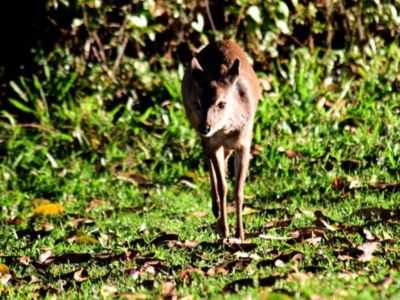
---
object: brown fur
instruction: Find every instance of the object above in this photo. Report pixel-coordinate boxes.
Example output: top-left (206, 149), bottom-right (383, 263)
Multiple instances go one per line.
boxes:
top-left (181, 40), bottom-right (260, 240)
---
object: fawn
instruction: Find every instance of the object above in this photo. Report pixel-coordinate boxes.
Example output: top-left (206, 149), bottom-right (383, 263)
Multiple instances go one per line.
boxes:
top-left (181, 40), bottom-right (260, 241)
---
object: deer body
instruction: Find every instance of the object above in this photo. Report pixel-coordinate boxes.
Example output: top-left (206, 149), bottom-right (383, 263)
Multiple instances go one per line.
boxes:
top-left (181, 40), bottom-right (260, 240)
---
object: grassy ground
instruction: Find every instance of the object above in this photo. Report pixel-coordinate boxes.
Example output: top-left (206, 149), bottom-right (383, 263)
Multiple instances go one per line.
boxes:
top-left (0, 45), bottom-right (400, 299)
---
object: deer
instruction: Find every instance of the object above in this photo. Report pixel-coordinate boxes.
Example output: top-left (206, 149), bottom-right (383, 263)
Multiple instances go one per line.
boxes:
top-left (181, 40), bottom-right (260, 241)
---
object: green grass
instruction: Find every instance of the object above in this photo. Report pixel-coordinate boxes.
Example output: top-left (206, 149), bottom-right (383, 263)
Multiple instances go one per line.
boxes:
top-left (0, 45), bottom-right (400, 299)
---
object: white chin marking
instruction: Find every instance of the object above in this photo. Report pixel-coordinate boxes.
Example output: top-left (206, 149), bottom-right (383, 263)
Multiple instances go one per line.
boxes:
top-left (200, 130), bottom-right (215, 138)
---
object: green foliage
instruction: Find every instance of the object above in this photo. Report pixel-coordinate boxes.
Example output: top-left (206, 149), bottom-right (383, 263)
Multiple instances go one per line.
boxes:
top-left (0, 2), bottom-right (400, 297)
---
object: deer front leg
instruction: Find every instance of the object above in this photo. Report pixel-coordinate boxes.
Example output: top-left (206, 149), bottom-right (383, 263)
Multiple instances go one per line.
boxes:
top-left (208, 158), bottom-right (219, 218)
top-left (234, 146), bottom-right (250, 241)
top-left (209, 147), bottom-right (229, 238)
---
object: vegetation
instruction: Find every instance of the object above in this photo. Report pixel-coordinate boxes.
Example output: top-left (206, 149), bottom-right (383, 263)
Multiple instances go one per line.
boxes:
top-left (0, 0), bottom-right (399, 298)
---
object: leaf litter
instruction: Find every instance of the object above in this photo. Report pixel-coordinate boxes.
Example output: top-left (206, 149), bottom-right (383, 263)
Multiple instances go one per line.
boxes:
top-left (2, 202), bottom-right (399, 296)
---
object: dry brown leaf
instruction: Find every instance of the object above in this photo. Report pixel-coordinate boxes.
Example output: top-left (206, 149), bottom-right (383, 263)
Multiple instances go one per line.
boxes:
top-left (368, 182), bottom-right (400, 192)
top-left (179, 267), bottom-right (204, 280)
top-left (304, 236), bottom-right (322, 245)
top-left (161, 281), bottom-right (177, 300)
top-left (86, 198), bottom-right (106, 211)
top-left (29, 275), bottom-right (40, 283)
top-left (360, 228), bottom-right (378, 241)
top-left (340, 159), bottom-right (360, 171)
top-left (274, 259), bottom-right (285, 268)
top-left (284, 150), bottom-right (298, 159)
top-left (41, 223), bottom-right (55, 231)
top-left (357, 242), bottom-right (379, 262)
top-left (74, 268), bottom-right (89, 282)
top-left (151, 232), bottom-right (179, 245)
top-left (38, 250), bottom-right (53, 264)
top-left (101, 285), bottom-right (119, 298)
top-left (372, 274), bottom-right (393, 289)
top-left (263, 218), bottom-right (291, 229)
top-left (0, 273), bottom-right (12, 285)
top-left (251, 144), bottom-right (264, 156)
top-left (116, 172), bottom-right (154, 187)
top-left (332, 177), bottom-right (346, 190)
top-left (353, 207), bottom-right (397, 221)
top-left (206, 266), bottom-right (228, 276)
top-left (17, 256), bottom-right (31, 266)
top-left (6, 216), bottom-right (24, 226)
top-left (338, 270), bottom-right (358, 280)
top-left (70, 218), bottom-right (95, 228)
top-left (314, 210), bottom-right (342, 231)
top-left (175, 240), bottom-right (199, 249)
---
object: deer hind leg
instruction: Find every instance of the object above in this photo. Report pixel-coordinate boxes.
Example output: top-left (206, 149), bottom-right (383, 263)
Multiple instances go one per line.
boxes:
top-left (224, 149), bottom-right (233, 175)
top-left (209, 147), bottom-right (229, 238)
top-left (234, 146), bottom-right (250, 241)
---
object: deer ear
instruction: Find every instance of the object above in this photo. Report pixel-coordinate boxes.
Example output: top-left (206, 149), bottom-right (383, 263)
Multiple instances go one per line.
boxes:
top-left (226, 58), bottom-right (240, 81)
top-left (191, 57), bottom-right (204, 81)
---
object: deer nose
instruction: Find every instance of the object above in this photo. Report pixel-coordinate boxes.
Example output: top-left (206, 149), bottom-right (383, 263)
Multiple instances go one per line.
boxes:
top-left (199, 123), bottom-right (211, 135)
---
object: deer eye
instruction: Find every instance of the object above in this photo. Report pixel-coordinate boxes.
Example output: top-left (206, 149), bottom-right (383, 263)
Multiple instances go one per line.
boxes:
top-left (217, 102), bottom-right (226, 109)
top-left (194, 102), bottom-right (201, 110)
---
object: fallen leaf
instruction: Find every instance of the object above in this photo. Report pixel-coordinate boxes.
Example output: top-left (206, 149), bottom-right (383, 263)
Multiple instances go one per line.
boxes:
top-left (70, 218), bottom-right (95, 228)
top-left (352, 207), bottom-right (398, 221)
top-left (116, 172), bottom-right (154, 187)
top-left (51, 252), bottom-right (92, 264)
top-left (291, 227), bottom-right (327, 240)
top-left (251, 144), bottom-right (264, 156)
top-left (6, 216), bottom-right (24, 226)
top-left (206, 266), bottom-right (229, 276)
top-left (0, 264), bottom-right (10, 275)
top-left (17, 256), bottom-right (31, 266)
top-left (161, 281), bottom-right (177, 300)
top-left (41, 223), bottom-right (55, 231)
top-left (29, 275), bottom-right (40, 283)
top-left (101, 285), bottom-right (119, 298)
top-left (151, 232), bottom-right (179, 245)
top-left (359, 228), bottom-right (379, 241)
top-left (357, 242), bottom-right (379, 262)
top-left (259, 234), bottom-right (293, 241)
top-left (224, 275), bottom-right (282, 292)
top-left (340, 159), bottom-right (360, 171)
top-left (332, 177), bottom-right (346, 190)
top-left (262, 218), bottom-right (292, 229)
top-left (258, 251), bottom-right (303, 267)
top-left (285, 150), bottom-right (298, 159)
top-left (179, 267), bottom-right (204, 281)
top-left (314, 210), bottom-right (342, 231)
top-left (223, 278), bottom-right (254, 292)
top-left (222, 240), bottom-right (257, 253)
top-left (38, 250), bottom-right (53, 264)
top-left (74, 268), bottom-right (89, 282)
top-left (0, 274), bottom-right (12, 285)
top-left (86, 198), bottom-right (106, 211)
top-left (368, 182), bottom-right (400, 192)
top-left (338, 270), bottom-right (358, 280)
top-left (175, 240), bottom-right (199, 249)
top-left (372, 274), bottom-right (393, 289)
top-left (33, 203), bottom-right (65, 216)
